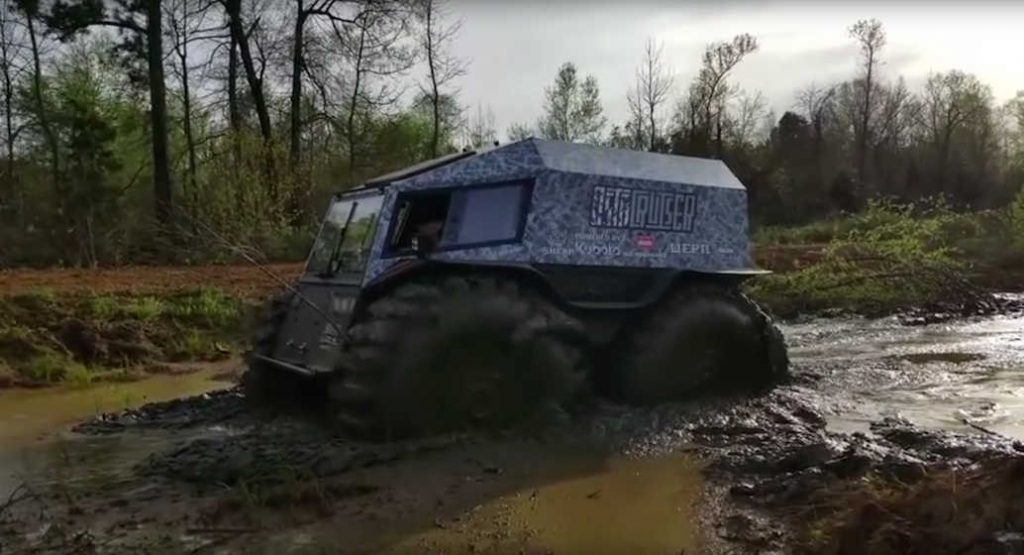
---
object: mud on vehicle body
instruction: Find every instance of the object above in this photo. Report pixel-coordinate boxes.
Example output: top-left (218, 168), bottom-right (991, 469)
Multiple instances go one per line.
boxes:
top-left (244, 138), bottom-right (789, 437)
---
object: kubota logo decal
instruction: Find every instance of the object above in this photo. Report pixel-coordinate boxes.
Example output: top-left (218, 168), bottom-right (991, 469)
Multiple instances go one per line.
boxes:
top-left (589, 185), bottom-right (697, 232)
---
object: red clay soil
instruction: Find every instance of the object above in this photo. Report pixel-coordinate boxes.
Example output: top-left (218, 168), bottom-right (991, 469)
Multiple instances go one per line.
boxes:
top-left (0, 263), bottom-right (305, 298)
top-left (0, 244), bottom-right (823, 299)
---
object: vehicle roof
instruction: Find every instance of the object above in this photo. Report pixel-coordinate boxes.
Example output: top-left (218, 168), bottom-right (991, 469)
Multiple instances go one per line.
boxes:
top-left (356, 138), bottom-right (745, 191)
top-left (531, 139), bottom-right (744, 189)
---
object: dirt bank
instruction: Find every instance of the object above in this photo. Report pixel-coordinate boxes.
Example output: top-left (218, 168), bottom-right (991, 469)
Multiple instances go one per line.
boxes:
top-left (0, 263), bottom-right (303, 298)
top-left (0, 288), bottom-right (253, 389)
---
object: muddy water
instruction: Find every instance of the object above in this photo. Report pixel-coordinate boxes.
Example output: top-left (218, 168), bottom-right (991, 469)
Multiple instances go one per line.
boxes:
top-left (382, 454), bottom-right (704, 555)
top-left (0, 365), bottom-right (234, 498)
top-left (1, 311), bottom-right (1022, 554)
top-left (786, 311), bottom-right (1024, 440)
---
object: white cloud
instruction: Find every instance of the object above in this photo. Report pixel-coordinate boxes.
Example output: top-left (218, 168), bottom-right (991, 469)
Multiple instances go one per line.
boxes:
top-left (448, 1), bottom-right (1024, 142)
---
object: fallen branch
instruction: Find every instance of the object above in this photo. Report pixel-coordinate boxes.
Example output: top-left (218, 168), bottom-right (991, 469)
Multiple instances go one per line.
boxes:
top-left (185, 527), bottom-right (257, 534)
top-left (0, 483), bottom-right (33, 521)
top-left (956, 416), bottom-right (1008, 440)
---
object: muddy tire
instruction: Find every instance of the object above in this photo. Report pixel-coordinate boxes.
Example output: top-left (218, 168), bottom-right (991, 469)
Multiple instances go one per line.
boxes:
top-left (613, 282), bottom-right (788, 405)
top-left (331, 275), bottom-right (588, 439)
top-left (241, 290), bottom-right (303, 408)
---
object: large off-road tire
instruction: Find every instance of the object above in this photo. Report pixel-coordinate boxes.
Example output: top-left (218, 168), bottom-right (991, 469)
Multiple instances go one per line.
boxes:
top-left (613, 281), bottom-right (788, 405)
top-left (240, 290), bottom-right (305, 408)
top-left (330, 275), bottom-right (588, 439)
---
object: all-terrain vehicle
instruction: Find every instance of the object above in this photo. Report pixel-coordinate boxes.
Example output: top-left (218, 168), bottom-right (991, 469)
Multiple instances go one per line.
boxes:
top-left (243, 138), bottom-right (788, 438)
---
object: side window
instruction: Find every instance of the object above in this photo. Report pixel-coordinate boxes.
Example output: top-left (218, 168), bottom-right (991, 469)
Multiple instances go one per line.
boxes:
top-left (384, 181), bottom-right (529, 256)
top-left (442, 183), bottom-right (527, 246)
top-left (386, 191), bottom-right (451, 253)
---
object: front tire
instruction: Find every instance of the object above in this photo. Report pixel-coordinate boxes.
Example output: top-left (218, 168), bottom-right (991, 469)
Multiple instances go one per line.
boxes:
top-left (331, 275), bottom-right (588, 439)
top-left (613, 281), bottom-right (788, 405)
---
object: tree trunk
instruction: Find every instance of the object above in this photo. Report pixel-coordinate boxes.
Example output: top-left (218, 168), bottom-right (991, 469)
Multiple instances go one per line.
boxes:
top-left (425, 2), bottom-right (440, 158)
top-left (178, 23), bottom-right (198, 220)
top-left (146, 0), bottom-right (173, 225)
top-left (226, 0), bottom-right (271, 143)
top-left (648, 100), bottom-right (655, 151)
top-left (224, 0), bottom-right (275, 198)
top-left (0, 24), bottom-right (14, 208)
top-left (346, 22), bottom-right (366, 174)
top-left (227, 28), bottom-right (241, 134)
top-left (857, 50), bottom-right (874, 187)
top-left (26, 12), bottom-right (60, 200)
top-left (289, 1), bottom-right (305, 168)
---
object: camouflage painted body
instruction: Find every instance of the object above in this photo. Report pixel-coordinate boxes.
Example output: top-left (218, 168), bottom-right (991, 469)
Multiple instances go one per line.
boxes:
top-left (364, 138), bottom-right (753, 284)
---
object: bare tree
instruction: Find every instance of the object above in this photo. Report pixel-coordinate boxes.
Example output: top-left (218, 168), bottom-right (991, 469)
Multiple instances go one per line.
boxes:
top-left (728, 90), bottom-right (767, 147)
top-left (923, 70), bottom-right (989, 192)
top-left (417, 0), bottom-right (466, 157)
top-left (849, 18), bottom-right (885, 185)
top-left (634, 38), bottom-right (672, 151)
top-left (624, 76), bottom-right (647, 150)
top-left (797, 83), bottom-right (836, 143)
top-left (463, 103), bottom-right (495, 148)
top-left (167, 0), bottom-right (219, 216)
top-left (13, 1), bottom-right (56, 204)
top-left (288, 0), bottom-right (359, 168)
top-left (506, 121), bottom-right (533, 142)
top-left (0, 1), bottom-right (26, 209)
top-left (676, 33), bottom-right (758, 156)
top-left (332, 2), bottom-right (413, 173)
top-left (221, 0), bottom-right (272, 145)
top-left (796, 82), bottom-right (837, 191)
top-left (875, 77), bottom-right (919, 150)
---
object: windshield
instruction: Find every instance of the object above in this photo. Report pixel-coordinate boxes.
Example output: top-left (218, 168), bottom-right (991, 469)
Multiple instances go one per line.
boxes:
top-left (305, 191), bottom-right (384, 277)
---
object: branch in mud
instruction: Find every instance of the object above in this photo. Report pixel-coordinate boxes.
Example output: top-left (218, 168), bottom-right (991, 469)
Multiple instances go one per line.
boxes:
top-left (0, 483), bottom-right (34, 521)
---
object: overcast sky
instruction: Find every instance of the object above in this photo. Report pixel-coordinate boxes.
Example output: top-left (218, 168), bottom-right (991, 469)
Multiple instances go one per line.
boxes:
top-left (445, 1), bottom-right (1024, 142)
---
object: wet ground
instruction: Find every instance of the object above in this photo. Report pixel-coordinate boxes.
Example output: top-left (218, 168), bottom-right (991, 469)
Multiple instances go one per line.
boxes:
top-left (786, 310), bottom-right (1024, 440)
top-left (1, 311), bottom-right (1023, 554)
top-left (0, 361), bottom-right (237, 500)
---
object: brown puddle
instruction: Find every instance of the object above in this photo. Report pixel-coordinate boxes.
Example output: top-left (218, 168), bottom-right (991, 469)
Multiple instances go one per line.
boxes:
top-left (0, 361), bottom-right (236, 497)
top-left (383, 453), bottom-right (705, 555)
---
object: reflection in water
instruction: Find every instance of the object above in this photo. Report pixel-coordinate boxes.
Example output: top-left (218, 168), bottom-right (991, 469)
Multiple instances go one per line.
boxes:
top-left (384, 454), bottom-right (704, 555)
top-left (0, 367), bottom-right (233, 498)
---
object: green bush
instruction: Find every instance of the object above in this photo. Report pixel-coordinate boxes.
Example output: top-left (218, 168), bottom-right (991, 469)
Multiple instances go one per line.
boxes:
top-left (88, 295), bottom-right (119, 320)
top-left (747, 200), bottom-right (982, 317)
top-left (22, 350), bottom-right (78, 383)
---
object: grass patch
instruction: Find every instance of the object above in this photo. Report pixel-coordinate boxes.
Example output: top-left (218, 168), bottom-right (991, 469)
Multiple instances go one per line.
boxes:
top-left (167, 329), bottom-right (231, 362)
top-left (22, 350), bottom-right (88, 383)
top-left (0, 287), bottom-right (252, 387)
top-left (87, 294), bottom-right (165, 320)
top-left (166, 288), bottom-right (242, 329)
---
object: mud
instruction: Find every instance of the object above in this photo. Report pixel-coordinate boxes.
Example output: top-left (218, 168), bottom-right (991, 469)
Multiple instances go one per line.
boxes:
top-left (0, 263), bottom-right (303, 297)
top-left (2, 312), bottom-right (1024, 554)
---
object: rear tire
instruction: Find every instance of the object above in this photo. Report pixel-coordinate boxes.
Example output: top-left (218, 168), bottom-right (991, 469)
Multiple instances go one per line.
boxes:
top-left (331, 275), bottom-right (588, 439)
top-left (613, 281), bottom-right (788, 405)
top-left (241, 291), bottom-right (306, 408)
